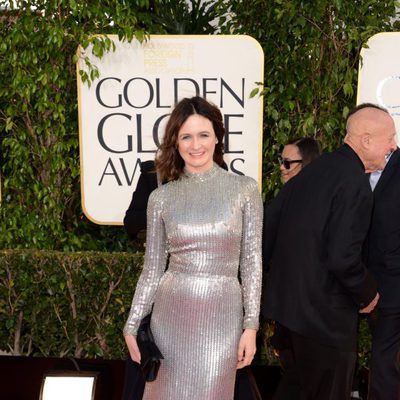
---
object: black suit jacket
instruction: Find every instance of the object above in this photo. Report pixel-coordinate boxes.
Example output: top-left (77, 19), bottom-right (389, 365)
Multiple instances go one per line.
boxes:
top-left (123, 160), bottom-right (158, 238)
top-left (365, 149), bottom-right (400, 309)
top-left (262, 144), bottom-right (377, 351)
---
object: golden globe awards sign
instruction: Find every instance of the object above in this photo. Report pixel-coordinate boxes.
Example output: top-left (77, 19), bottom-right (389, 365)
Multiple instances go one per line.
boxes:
top-left (77, 35), bottom-right (264, 225)
top-left (357, 32), bottom-right (400, 136)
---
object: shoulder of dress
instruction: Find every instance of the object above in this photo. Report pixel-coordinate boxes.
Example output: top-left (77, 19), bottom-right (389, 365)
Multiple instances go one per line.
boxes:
top-left (148, 184), bottom-right (167, 202)
top-left (236, 174), bottom-right (259, 190)
top-left (224, 174), bottom-right (260, 198)
top-left (151, 178), bottom-right (182, 197)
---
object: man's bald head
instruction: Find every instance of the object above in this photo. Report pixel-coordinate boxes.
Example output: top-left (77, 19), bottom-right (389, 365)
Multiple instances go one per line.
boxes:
top-left (344, 103), bottom-right (396, 172)
top-left (346, 103), bottom-right (388, 125)
top-left (346, 103), bottom-right (390, 137)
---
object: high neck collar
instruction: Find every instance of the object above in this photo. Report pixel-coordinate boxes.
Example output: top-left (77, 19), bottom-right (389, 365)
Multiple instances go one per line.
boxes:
top-left (183, 163), bottom-right (219, 182)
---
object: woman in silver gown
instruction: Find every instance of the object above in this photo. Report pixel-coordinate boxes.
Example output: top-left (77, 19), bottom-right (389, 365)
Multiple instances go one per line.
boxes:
top-left (124, 96), bottom-right (263, 400)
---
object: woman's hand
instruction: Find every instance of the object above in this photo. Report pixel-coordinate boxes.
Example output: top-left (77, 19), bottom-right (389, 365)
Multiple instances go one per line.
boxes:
top-left (237, 328), bottom-right (257, 369)
top-left (125, 335), bottom-right (141, 364)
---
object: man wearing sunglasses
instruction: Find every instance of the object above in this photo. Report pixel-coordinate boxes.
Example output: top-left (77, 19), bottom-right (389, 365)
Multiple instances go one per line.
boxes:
top-left (262, 103), bottom-right (397, 400)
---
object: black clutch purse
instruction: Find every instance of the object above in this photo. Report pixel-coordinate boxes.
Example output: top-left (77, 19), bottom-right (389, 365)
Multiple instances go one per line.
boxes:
top-left (137, 314), bottom-right (164, 382)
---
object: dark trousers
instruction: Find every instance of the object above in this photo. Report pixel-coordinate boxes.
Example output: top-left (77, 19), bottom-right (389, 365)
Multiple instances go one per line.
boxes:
top-left (368, 309), bottom-right (400, 400)
top-left (272, 325), bottom-right (356, 400)
top-left (271, 323), bottom-right (300, 399)
top-left (121, 358), bottom-right (145, 400)
top-left (121, 357), bottom-right (261, 400)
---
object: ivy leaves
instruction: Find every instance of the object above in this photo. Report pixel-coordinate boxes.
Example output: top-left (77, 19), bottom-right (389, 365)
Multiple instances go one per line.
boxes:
top-left (0, 0), bottom-right (399, 249)
top-left (226, 0), bottom-right (399, 200)
top-left (0, 1), bottom-right (162, 250)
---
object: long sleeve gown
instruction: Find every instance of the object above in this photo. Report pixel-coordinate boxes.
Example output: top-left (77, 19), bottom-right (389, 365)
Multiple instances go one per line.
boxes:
top-left (124, 164), bottom-right (263, 400)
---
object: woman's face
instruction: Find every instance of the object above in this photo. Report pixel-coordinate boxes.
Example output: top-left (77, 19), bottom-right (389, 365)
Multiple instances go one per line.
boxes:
top-left (279, 144), bottom-right (303, 183)
top-left (177, 114), bottom-right (217, 174)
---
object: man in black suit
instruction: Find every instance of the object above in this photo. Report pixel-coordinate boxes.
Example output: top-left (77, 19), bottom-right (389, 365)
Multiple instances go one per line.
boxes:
top-left (365, 148), bottom-right (400, 400)
top-left (262, 103), bottom-right (397, 399)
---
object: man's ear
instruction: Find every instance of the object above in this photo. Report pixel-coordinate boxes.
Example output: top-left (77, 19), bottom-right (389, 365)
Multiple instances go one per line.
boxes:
top-left (360, 132), bottom-right (371, 149)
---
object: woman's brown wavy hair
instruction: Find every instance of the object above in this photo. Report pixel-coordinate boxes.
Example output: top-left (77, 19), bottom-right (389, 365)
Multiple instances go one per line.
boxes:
top-left (155, 96), bottom-right (225, 182)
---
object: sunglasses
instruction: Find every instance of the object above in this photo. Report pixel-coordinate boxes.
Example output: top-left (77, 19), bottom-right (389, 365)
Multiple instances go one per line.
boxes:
top-left (278, 157), bottom-right (302, 170)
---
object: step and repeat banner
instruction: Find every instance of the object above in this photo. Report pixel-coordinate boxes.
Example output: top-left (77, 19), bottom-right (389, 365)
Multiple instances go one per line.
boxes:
top-left (357, 32), bottom-right (400, 136)
top-left (77, 35), bottom-right (264, 225)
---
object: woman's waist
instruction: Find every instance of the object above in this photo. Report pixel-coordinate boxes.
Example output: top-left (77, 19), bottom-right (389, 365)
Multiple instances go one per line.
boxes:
top-left (156, 269), bottom-right (242, 303)
top-left (166, 262), bottom-right (238, 279)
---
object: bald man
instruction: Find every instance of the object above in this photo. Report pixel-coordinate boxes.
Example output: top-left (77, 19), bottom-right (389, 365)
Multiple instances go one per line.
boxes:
top-left (262, 103), bottom-right (396, 400)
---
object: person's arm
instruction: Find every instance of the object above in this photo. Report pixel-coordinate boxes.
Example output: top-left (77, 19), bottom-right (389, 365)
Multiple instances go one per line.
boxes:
top-left (262, 182), bottom-right (291, 271)
top-left (123, 161), bottom-right (157, 237)
top-left (237, 178), bottom-right (263, 368)
top-left (123, 188), bottom-right (168, 337)
top-left (240, 178), bottom-right (263, 329)
top-left (327, 179), bottom-right (377, 309)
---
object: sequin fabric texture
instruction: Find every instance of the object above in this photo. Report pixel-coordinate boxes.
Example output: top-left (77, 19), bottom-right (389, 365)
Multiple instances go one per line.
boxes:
top-left (124, 164), bottom-right (263, 400)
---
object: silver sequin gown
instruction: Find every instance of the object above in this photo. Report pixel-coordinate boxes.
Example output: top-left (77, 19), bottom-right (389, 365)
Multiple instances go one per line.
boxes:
top-left (124, 164), bottom-right (263, 400)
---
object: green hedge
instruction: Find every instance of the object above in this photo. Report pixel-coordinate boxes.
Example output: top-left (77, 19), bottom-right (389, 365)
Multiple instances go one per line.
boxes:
top-left (0, 249), bottom-right (372, 367)
top-left (226, 1), bottom-right (400, 201)
top-left (0, 1), bottom-right (230, 252)
top-left (0, 249), bottom-right (143, 359)
top-left (2, 2), bottom-right (398, 250)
